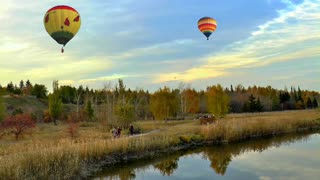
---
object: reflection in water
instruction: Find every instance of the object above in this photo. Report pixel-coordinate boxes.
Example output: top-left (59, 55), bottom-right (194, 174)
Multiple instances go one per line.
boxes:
top-left (202, 147), bottom-right (231, 175)
top-left (153, 157), bottom-right (179, 176)
top-left (93, 131), bottom-right (319, 180)
top-left (201, 132), bottom-right (314, 176)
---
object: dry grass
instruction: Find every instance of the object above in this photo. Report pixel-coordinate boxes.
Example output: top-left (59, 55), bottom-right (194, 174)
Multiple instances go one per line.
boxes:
top-left (200, 109), bottom-right (320, 142)
top-left (0, 110), bottom-right (319, 179)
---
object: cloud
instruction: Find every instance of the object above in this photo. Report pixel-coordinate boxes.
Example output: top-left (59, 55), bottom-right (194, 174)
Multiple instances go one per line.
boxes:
top-left (79, 74), bottom-right (138, 84)
top-left (155, 0), bottom-right (320, 83)
top-left (111, 39), bottom-right (196, 59)
top-left (0, 0), bottom-right (121, 89)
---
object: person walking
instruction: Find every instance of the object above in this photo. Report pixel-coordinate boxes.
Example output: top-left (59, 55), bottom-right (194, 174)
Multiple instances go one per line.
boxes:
top-left (117, 127), bottom-right (122, 138)
top-left (111, 127), bottom-right (117, 138)
top-left (129, 124), bottom-right (134, 136)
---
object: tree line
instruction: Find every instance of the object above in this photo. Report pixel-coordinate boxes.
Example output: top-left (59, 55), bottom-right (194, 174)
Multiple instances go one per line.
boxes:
top-left (0, 80), bottom-right (319, 126)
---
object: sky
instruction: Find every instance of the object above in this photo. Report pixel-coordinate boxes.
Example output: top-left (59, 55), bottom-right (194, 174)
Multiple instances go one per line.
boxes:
top-left (0, 0), bottom-right (319, 92)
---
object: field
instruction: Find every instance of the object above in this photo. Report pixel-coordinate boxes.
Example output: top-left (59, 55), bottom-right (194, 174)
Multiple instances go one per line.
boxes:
top-left (0, 109), bottom-right (319, 179)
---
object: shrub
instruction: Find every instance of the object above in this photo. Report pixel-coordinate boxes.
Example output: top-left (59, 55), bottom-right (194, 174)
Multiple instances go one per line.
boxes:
top-left (43, 110), bottom-right (52, 123)
top-left (12, 108), bottom-right (23, 116)
top-left (0, 114), bottom-right (36, 140)
top-left (67, 121), bottom-right (79, 138)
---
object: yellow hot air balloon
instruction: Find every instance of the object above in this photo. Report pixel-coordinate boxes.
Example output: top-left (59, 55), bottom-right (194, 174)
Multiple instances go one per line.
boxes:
top-left (44, 5), bottom-right (81, 53)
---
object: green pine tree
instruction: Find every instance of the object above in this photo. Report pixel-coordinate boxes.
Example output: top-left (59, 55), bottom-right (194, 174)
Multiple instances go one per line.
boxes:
top-left (85, 100), bottom-right (95, 121)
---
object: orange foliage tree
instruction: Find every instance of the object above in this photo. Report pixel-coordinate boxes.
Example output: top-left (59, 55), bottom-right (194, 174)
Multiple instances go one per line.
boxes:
top-left (0, 114), bottom-right (35, 140)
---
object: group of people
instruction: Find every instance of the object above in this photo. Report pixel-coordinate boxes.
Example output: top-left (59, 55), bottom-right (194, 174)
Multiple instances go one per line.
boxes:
top-left (111, 124), bottom-right (134, 138)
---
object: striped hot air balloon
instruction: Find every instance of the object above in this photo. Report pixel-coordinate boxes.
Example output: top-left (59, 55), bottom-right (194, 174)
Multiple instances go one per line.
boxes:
top-left (44, 5), bottom-right (81, 53)
top-left (197, 17), bottom-right (217, 40)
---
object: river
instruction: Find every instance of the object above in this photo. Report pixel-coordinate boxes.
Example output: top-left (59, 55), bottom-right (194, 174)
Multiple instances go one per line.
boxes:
top-left (93, 132), bottom-right (320, 180)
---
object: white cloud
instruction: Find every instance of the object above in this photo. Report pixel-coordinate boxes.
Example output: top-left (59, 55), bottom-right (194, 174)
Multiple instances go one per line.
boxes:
top-left (111, 39), bottom-right (196, 59)
top-left (79, 74), bottom-right (137, 84)
top-left (155, 0), bottom-right (320, 83)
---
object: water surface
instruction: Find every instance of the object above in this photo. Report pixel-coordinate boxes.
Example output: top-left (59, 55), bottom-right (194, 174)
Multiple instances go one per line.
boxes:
top-left (93, 132), bottom-right (320, 180)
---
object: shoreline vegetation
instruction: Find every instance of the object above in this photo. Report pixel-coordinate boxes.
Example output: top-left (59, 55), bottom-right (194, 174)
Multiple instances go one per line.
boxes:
top-left (0, 110), bottom-right (319, 179)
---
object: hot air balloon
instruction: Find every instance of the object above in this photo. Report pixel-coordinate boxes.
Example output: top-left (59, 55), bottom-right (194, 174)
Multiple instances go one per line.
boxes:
top-left (197, 17), bottom-right (217, 40)
top-left (44, 5), bottom-right (81, 53)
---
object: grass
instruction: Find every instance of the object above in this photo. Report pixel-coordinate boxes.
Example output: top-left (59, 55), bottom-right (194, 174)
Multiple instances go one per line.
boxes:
top-left (0, 109), bottom-right (319, 179)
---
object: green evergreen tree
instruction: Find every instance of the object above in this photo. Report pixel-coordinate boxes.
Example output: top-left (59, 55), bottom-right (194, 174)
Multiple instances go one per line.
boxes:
top-left (6, 82), bottom-right (14, 93)
top-left (19, 80), bottom-right (24, 90)
top-left (256, 98), bottom-right (263, 112)
top-left (248, 94), bottom-right (256, 112)
top-left (85, 100), bottom-right (95, 121)
top-left (297, 87), bottom-right (303, 101)
top-left (26, 80), bottom-right (32, 88)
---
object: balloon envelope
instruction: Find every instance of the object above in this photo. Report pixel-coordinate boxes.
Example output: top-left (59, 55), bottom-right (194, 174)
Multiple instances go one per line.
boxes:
top-left (44, 5), bottom-right (81, 47)
top-left (197, 17), bottom-right (217, 40)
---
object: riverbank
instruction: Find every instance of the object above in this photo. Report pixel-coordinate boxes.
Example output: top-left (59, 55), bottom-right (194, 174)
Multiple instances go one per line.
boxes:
top-left (0, 110), bottom-right (319, 179)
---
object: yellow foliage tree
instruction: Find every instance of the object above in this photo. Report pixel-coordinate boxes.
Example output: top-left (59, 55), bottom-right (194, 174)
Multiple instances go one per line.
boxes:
top-left (206, 84), bottom-right (230, 117)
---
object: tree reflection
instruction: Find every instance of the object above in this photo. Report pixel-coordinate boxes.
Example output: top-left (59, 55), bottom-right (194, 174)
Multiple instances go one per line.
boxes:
top-left (153, 157), bottom-right (179, 176)
top-left (96, 168), bottom-right (136, 180)
top-left (118, 168), bottom-right (136, 180)
top-left (202, 147), bottom-right (232, 175)
top-left (201, 132), bottom-right (312, 176)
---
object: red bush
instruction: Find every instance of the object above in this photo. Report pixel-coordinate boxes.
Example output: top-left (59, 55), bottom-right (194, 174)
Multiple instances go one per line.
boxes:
top-left (67, 121), bottom-right (79, 138)
top-left (1, 114), bottom-right (36, 140)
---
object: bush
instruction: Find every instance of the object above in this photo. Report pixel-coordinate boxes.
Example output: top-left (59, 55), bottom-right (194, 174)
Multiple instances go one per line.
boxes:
top-left (12, 108), bottom-right (24, 116)
top-left (43, 110), bottom-right (52, 123)
top-left (0, 114), bottom-right (36, 140)
top-left (66, 121), bottom-right (79, 138)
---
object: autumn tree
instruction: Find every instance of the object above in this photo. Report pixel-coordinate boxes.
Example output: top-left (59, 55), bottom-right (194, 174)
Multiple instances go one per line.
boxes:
top-left (49, 80), bottom-right (62, 125)
top-left (177, 82), bottom-right (188, 113)
top-left (206, 84), bottom-right (230, 117)
top-left (229, 85), bottom-right (249, 113)
top-left (0, 114), bottom-right (35, 140)
top-left (184, 88), bottom-right (199, 113)
top-left (74, 85), bottom-right (84, 120)
top-left (150, 86), bottom-right (179, 120)
top-left (101, 82), bottom-right (114, 124)
top-left (199, 90), bottom-right (208, 113)
top-left (128, 88), bottom-right (151, 120)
